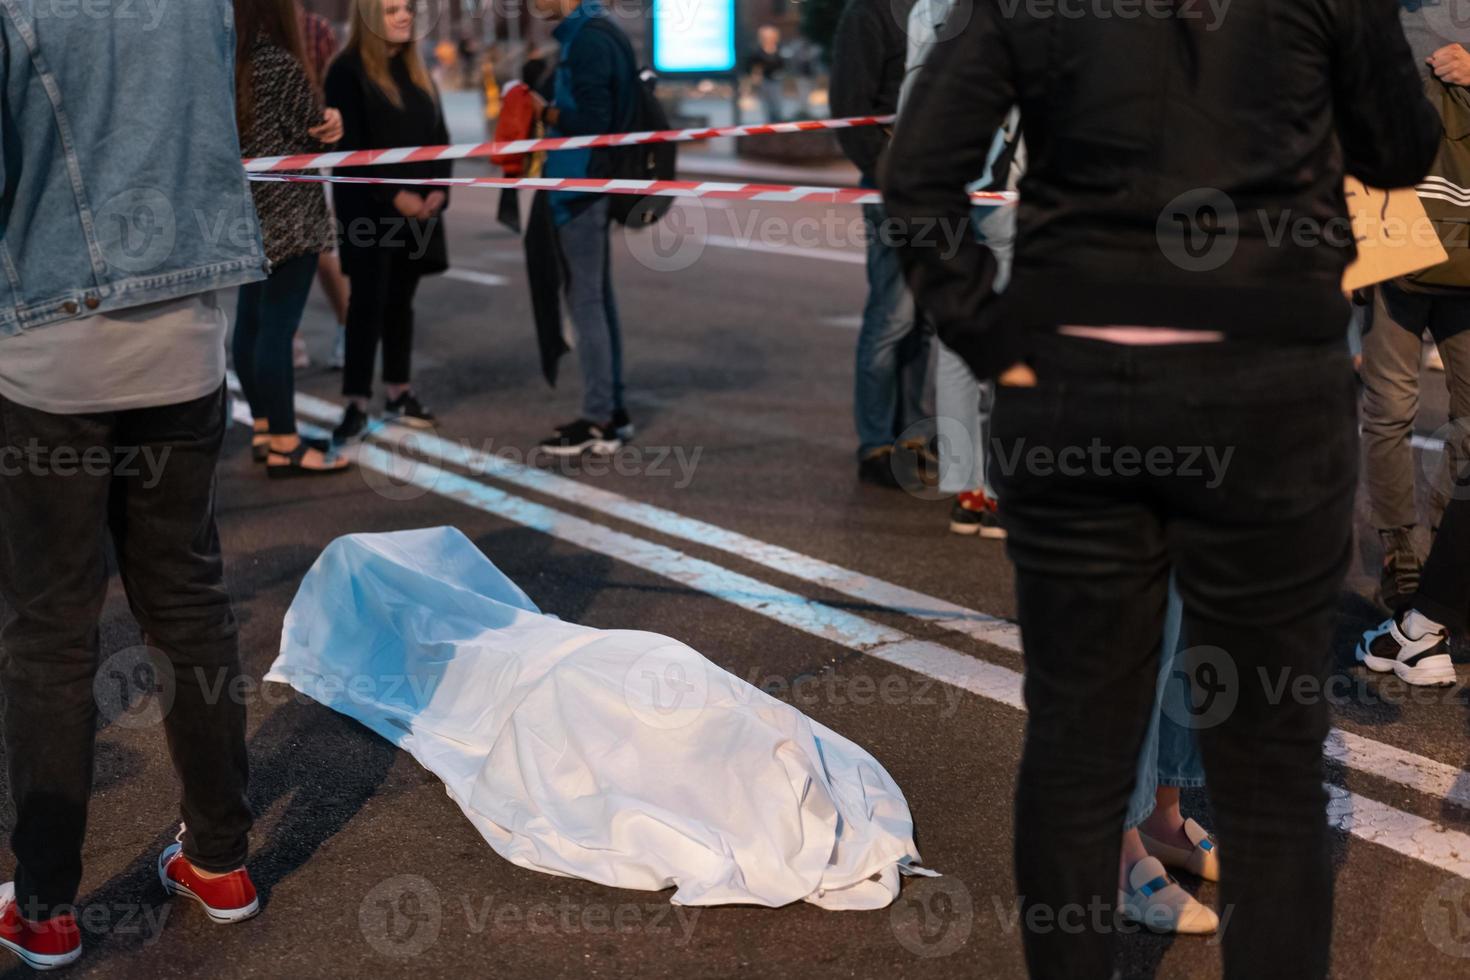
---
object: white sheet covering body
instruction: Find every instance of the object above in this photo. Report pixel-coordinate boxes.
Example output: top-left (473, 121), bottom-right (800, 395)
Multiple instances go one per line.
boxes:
top-left (265, 528), bottom-right (926, 909)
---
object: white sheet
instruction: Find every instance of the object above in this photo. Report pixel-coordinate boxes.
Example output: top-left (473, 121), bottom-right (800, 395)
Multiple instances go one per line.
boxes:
top-left (264, 527), bottom-right (930, 909)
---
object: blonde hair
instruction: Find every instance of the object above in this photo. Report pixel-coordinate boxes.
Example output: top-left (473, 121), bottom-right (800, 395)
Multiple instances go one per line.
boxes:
top-left (340, 0), bottom-right (436, 108)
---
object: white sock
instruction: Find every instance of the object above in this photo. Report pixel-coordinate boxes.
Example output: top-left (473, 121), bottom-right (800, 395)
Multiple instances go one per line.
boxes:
top-left (1402, 609), bottom-right (1446, 641)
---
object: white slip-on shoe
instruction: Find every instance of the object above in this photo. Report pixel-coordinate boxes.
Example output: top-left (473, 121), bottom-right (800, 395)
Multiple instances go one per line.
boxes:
top-left (1119, 856), bottom-right (1218, 935)
top-left (1357, 615), bottom-right (1457, 687)
top-left (1140, 818), bottom-right (1220, 882)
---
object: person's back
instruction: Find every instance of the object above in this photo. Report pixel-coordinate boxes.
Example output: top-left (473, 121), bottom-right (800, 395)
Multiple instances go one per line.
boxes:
top-left (0, 1), bottom-right (265, 332)
top-left (884, 5), bottom-right (1440, 980)
top-left (885, 0), bottom-right (1440, 377)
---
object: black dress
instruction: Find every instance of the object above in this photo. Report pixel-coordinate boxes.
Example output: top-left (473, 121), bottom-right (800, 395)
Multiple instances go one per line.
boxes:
top-left (324, 48), bottom-right (452, 277)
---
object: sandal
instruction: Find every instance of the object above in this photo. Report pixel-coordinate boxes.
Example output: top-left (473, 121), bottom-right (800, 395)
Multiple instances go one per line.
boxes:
top-left (266, 439), bottom-right (349, 478)
top-left (251, 423), bottom-right (270, 463)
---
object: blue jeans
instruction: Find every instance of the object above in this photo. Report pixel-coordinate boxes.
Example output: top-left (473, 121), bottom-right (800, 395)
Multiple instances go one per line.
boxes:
top-left (558, 197), bottom-right (625, 424)
top-left (937, 204), bottom-right (1016, 496)
top-left (1125, 582), bottom-right (1206, 830)
top-left (855, 203), bottom-right (929, 457)
top-left (233, 252), bottom-right (320, 435)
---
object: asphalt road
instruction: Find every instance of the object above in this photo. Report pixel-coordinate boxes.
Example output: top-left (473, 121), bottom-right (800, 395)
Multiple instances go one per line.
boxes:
top-left (5, 176), bottom-right (1469, 980)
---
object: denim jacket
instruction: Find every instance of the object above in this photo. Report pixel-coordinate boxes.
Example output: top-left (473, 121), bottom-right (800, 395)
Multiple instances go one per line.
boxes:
top-left (0, 0), bottom-right (267, 338)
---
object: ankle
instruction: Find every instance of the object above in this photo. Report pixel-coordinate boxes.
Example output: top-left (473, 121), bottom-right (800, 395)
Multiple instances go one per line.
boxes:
top-left (267, 435), bottom-right (301, 453)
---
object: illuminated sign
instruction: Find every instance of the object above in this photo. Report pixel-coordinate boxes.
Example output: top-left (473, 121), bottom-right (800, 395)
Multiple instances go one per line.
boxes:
top-left (651, 0), bottom-right (738, 75)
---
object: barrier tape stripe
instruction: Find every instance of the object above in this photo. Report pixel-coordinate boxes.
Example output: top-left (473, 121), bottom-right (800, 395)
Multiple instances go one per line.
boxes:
top-left (248, 172), bottom-right (1019, 207)
top-left (243, 114), bottom-right (897, 173)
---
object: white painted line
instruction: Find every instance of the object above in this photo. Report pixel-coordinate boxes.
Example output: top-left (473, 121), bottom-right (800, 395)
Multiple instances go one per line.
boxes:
top-left (285, 387), bottom-right (1021, 653)
top-left (1328, 786), bottom-right (1470, 878)
top-left (443, 268), bottom-right (511, 288)
top-left (1326, 730), bottom-right (1470, 811)
top-left (229, 397), bottom-right (1470, 880)
top-left (1413, 434), bottom-right (1447, 454)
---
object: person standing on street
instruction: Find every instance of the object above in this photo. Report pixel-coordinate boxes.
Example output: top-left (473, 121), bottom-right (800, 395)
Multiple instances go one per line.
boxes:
top-left (746, 25), bottom-right (787, 124)
top-left (328, 0), bottom-right (452, 445)
top-left (532, 0), bottom-right (640, 458)
top-left (295, 0), bottom-right (354, 371)
top-left (884, 4), bottom-right (1439, 978)
top-left (1360, 2), bottom-right (1470, 613)
top-left (0, 3), bottom-right (270, 967)
top-left (832, 0), bottom-right (932, 490)
top-left (234, 0), bottom-right (350, 477)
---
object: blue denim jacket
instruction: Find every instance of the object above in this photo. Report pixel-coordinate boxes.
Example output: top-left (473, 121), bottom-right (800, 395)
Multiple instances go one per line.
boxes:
top-left (0, 0), bottom-right (267, 337)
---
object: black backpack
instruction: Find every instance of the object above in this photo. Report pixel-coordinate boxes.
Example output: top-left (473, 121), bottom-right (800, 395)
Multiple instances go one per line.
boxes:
top-left (582, 19), bottom-right (677, 229)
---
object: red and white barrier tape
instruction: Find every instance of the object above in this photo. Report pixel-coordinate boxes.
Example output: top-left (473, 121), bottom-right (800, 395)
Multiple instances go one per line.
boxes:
top-left (242, 114), bottom-right (896, 173)
top-left (248, 171), bottom-right (1018, 207)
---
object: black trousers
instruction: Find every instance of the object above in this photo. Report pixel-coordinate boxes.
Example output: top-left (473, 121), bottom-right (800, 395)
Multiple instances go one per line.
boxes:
top-left (1416, 489), bottom-right (1470, 634)
top-left (992, 334), bottom-right (1357, 980)
top-left (0, 387), bottom-right (251, 920)
top-left (342, 253), bottom-right (422, 400)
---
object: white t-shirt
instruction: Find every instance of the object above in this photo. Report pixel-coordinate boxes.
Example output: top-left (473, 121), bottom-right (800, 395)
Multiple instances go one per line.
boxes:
top-left (0, 293), bottom-right (226, 414)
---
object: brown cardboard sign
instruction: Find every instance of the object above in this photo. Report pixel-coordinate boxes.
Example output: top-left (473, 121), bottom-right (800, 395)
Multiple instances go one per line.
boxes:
top-left (1343, 178), bottom-right (1449, 292)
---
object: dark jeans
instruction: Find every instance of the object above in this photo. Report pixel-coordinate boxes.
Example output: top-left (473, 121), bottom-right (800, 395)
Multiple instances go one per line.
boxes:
top-left (343, 253), bottom-right (422, 400)
top-left (0, 387), bottom-right (252, 920)
top-left (233, 252), bottom-right (320, 435)
top-left (992, 334), bottom-right (1357, 980)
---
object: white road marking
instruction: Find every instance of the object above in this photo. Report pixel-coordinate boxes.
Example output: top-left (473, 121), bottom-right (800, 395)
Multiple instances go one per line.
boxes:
top-left (443, 268), bottom-right (511, 288)
top-left (234, 387), bottom-right (1470, 877)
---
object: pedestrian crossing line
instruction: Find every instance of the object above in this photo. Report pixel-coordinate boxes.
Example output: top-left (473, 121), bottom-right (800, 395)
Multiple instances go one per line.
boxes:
top-left (229, 394), bottom-right (1470, 879)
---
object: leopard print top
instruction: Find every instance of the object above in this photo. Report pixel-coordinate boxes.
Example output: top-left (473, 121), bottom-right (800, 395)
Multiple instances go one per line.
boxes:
top-left (238, 35), bottom-right (335, 268)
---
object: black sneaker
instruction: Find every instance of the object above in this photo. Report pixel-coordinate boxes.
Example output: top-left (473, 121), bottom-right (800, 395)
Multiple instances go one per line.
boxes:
top-left (333, 403), bottom-right (370, 446)
top-left (1357, 612), bottom-right (1456, 687)
top-left (858, 447), bottom-right (903, 490)
top-left (384, 391), bottom-right (436, 429)
top-left (612, 409), bottom-right (635, 442)
top-left (541, 419), bottom-right (621, 457)
top-left (1378, 527), bottom-right (1422, 613)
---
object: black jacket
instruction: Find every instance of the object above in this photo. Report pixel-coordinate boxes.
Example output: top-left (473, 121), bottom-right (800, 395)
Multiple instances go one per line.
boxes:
top-left (325, 48), bottom-right (453, 277)
top-left (830, 0), bottom-right (917, 183)
top-left (882, 0), bottom-right (1442, 380)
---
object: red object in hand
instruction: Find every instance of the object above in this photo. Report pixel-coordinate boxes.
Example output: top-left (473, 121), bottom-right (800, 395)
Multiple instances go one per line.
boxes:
top-left (493, 81), bottom-right (546, 178)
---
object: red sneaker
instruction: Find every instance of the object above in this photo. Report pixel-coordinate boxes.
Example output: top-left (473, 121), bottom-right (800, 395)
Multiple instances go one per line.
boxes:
top-left (0, 883), bottom-right (82, 971)
top-left (158, 843), bottom-right (259, 924)
top-left (950, 490), bottom-right (1006, 539)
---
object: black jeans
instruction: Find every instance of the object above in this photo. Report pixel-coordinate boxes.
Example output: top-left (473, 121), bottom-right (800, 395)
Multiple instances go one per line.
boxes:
top-left (0, 387), bottom-right (251, 920)
top-left (1416, 491), bottom-right (1470, 634)
top-left (343, 253), bottom-right (422, 400)
top-left (992, 334), bottom-right (1357, 980)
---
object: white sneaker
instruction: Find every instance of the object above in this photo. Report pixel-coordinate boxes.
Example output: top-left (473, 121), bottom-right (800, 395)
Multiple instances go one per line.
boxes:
top-left (328, 325), bottom-right (347, 370)
top-left (1119, 856), bottom-right (1218, 935)
top-left (1358, 615), bottom-right (1457, 686)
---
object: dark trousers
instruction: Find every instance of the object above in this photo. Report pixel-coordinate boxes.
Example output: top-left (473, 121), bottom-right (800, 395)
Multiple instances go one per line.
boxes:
top-left (342, 254), bottom-right (421, 400)
top-left (233, 252), bottom-right (320, 435)
top-left (1416, 489), bottom-right (1470, 634)
top-left (0, 387), bottom-right (252, 920)
top-left (991, 335), bottom-right (1357, 980)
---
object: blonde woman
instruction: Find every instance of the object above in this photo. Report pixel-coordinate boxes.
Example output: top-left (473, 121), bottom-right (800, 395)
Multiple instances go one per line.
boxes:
top-left (326, 0), bottom-right (452, 444)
